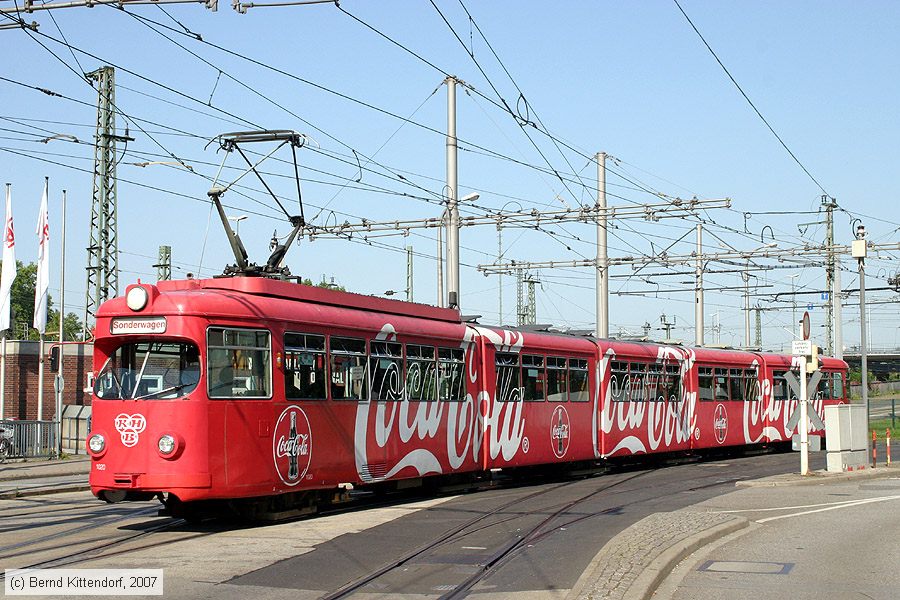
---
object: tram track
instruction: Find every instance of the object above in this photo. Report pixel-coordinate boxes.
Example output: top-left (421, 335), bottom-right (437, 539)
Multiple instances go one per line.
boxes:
top-left (309, 453), bottom-right (780, 599)
top-left (321, 470), bottom-right (649, 600)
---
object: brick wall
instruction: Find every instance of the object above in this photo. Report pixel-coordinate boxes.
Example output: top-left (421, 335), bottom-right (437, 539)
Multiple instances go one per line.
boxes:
top-left (0, 341), bottom-right (93, 420)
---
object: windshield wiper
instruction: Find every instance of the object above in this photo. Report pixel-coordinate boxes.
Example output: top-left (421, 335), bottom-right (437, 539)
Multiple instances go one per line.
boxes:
top-left (135, 383), bottom-right (191, 400)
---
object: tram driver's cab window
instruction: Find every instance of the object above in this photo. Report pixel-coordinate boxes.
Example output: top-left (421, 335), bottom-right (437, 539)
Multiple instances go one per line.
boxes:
top-left (207, 327), bottom-right (272, 398)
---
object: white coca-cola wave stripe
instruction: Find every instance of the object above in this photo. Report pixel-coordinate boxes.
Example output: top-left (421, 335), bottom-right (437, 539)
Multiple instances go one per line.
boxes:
top-left (608, 435), bottom-right (647, 455)
top-left (741, 355), bottom-right (828, 444)
top-left (354, 323), bottom-right (527, 483)
top-left (597, 346), bottom-right (697, 457)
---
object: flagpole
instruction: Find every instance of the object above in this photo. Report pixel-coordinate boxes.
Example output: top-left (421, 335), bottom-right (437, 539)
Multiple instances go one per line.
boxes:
top-left (0, 181), bottom-right (15, 422)
top-left (0, 182), bottom-right (7, 421)
top-left (56, 189), bottom-right (66, 455)
top-left (35, 176), bottom-right (49, 422)
top-left (0, 333), bottom-right (5, 420)
top-left (37, 335), bottom-right (44, 420)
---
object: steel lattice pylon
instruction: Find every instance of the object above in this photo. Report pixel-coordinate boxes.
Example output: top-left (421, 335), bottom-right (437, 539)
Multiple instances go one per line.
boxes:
top-left (84, 66), bottom-right (120, 335)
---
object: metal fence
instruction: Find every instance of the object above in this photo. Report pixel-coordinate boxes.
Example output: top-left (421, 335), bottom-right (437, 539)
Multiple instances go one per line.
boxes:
top-left (0, 420), bottom-right (57, 459)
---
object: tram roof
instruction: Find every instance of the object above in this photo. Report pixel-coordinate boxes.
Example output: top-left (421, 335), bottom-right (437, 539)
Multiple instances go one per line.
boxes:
top-left (155, 276), bottom-right (463, 324)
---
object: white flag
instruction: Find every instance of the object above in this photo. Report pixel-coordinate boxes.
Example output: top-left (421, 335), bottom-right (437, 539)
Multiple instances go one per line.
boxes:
top-left (33, 180), bottom-right (49, 334)
top-left (0, 186), bottom-right (16, 332)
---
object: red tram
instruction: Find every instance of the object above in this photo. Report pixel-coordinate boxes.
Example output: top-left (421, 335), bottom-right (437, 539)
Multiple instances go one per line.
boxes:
top-left (87, 276), bottom-right (847, 517)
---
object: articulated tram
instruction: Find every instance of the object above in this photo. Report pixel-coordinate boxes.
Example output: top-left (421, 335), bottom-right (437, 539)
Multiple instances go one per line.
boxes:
top-left (87, 276), bottom-right (847, 517)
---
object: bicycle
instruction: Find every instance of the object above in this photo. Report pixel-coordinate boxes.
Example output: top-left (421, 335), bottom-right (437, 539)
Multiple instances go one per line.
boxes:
top-left (0, 426), bottom-right (12, 463)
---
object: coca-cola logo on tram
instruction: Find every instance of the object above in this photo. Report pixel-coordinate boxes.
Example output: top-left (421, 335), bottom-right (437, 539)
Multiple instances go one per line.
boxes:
top-left (714, 403), bottom-right (728, 445)
top-left (550, 405), bottom-right (570, 458)
top-left (273, 406), bottom-right (312, 485)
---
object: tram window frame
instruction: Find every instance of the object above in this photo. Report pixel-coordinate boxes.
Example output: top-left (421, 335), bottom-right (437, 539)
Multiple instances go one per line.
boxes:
top-left (647, 363), bottom-right (665, 402)
top-left (496, 352), bottom-right (522, 402)
top-left (832, 372), bottom-right (845, 400)
top-left (369, 341), bottom-right (404, 401)
top-left (610, 360), bottom-right (629, 403)
top-left (207, 327), bottom-right (272, 399)
top-left (729, 368), bottom-right (746, 402)
top-left (664, 364), bottom-right (681, 402)
top-left (743, 368), bottom-right (759, 402)
top-left (330, 336), bottom-right (369, 401)
top-left (406, 344), bottom-right (438, 402)
top-left (772, 370), bottom-right (792, 401)
top-left (815, 371), bottom-right (833, 401)
top-left (284, 332), bottom-right (327, 400)
top-left (698, 367), bottom-right (714, 402)
top-left (569, 358), bottom-right (590, 402)
top-left (438, 347), bottom-right (465, 402)
top-left (629, 362), bottom-right (648, 402)
top-left (522, 354), bottom-right (546, 402)
top-left (547, 356), bottom-right (568, 403)
top-left (714, 368), bottom-right (730, 401)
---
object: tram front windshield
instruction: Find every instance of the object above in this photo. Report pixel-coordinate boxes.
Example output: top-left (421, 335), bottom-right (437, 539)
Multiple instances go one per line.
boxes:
top-left (95, 342), bottom-right (201, 400)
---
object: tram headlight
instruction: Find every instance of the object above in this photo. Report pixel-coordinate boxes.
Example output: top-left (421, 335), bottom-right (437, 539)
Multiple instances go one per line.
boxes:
top-left (156, 433), bottom-right (183, 459)
top-left (158, 434), bottom-right (176, 455)
top-left (88, 433), bottom-right (106, 455)
top-left (126, 286), bottom-right (149, 311)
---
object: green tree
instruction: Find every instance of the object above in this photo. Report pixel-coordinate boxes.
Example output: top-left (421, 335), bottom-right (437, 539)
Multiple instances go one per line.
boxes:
top-left (302, 276), bottom-right (347, 292)
top-left (2, 260), bottom-right (83, 340)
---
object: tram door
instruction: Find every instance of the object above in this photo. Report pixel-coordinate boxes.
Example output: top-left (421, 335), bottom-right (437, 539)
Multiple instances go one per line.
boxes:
top-left (209, 327), bottom-right (274, 487)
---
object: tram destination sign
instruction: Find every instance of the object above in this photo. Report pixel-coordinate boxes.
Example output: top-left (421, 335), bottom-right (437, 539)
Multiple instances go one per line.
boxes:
top-left (110, 317), bottom-right (167, 335)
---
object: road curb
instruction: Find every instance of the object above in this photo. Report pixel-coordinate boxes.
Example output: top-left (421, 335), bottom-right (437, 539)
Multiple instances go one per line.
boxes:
top-left (568, 511), bottom-right (748, 600)
top-left (737, 464), bottom-right (900, 487)
top-left (0, 484), bottom-right (91, 499)
top-left (621, 515), bottom-right (748, 600)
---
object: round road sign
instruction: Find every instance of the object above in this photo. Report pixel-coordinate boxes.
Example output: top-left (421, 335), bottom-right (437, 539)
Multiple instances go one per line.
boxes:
top-left (801, 311), bottom-right (811, 340)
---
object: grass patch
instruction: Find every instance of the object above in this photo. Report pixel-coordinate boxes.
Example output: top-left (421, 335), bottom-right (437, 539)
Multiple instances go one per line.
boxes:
top-left (869, 418), bottom-right (899, 440)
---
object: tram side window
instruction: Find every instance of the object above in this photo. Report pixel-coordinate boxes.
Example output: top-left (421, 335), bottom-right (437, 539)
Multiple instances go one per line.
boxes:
top-left (609, 361), bottom-right (629, 402)
top-left (772, 372), bottom-right (788, 401)
top-left (664, 364), bottom-right (681, 402)
top-left (730, 369), bottom-right (745, 402)
top-left (284, 333), bottom-right (327, 400)
top-left (772, 370), bottom-right (795, 401)
top-left (407, 345), bottom-right (437, 402)
top-left (207, 327), bottom-right (271, 398)
top-left (744, 369), bottom-right (759, 402)
top-left (815, 372), bottom-right (833, 401)
top-left (698, 367), bottom-right (714, 401)
top-left (714, 368), bottom-right (729, 401)
top-left (832, 372), bottom-right (845, 400)
top-left (522, 355), bottom-right (546, 401)
top-left (547, 357), bottom-right (568, 402)
top-left (629, 362), bottom-right (648, 402)
top-left (496, 352), bottom-right (522, 402)
top-left (569, 358), bottom-right (589, 402)
top-left (647, 363), bottom-right (664, 402)
top-left (439, 347), bottom-right (465, 402)
top-left (370, 341), bottom-right (403, 401)
top-left (330, 337), bottom-right (368, 401)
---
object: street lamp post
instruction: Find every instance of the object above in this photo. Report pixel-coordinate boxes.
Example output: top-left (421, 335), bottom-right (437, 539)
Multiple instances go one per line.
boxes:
top-left (851, 224), bottom-right (869, 455)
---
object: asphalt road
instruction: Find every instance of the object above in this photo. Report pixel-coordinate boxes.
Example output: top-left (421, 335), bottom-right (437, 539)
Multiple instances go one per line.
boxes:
top-left (656, 474), bottom-right (900, 600)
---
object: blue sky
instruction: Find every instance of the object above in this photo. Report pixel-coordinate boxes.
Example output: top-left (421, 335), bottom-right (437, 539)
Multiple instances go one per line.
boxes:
top-left (1, 1), bottom-right (898, 352)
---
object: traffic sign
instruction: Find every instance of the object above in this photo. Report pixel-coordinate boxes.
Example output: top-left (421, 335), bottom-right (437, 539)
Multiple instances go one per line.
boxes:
top-left (801, 311), bottom-right (811, 340)
top-left (792, 339), bottom-right (812, 356)
top-left (806, 302), bottom-right (813, 312)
